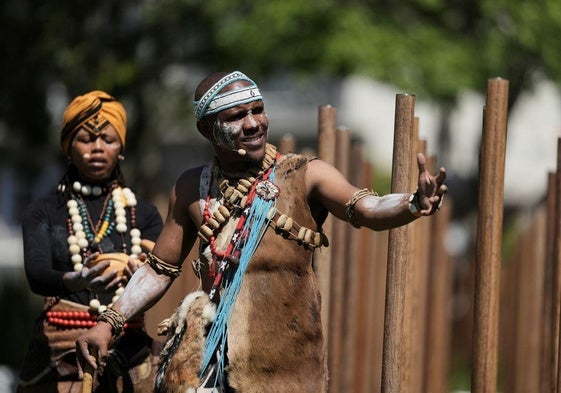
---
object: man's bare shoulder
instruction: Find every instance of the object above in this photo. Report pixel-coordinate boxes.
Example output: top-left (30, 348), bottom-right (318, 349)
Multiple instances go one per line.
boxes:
top-left (173, 165), bottom-right (207, 200)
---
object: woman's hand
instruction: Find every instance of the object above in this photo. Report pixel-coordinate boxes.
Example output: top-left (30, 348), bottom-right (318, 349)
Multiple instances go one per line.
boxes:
top-left (62, 252), bottom-right (123, 293)
top-left (120, 253), bottom-right (146, 283)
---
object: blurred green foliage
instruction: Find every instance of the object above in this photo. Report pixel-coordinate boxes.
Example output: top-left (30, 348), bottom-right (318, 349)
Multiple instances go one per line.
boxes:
top-left (2, 0), bottom-right (561, 158)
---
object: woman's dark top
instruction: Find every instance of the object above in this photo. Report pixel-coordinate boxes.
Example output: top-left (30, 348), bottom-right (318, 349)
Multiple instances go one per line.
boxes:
top-left (22, 190), bottom-right (163, 306)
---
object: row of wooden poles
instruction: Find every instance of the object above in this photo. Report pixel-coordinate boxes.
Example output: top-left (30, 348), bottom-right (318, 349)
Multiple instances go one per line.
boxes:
top-left (308, 96), bottom-right (455, 393)
top-left (501, 136), bottom-right (561, 393)
top-left (142, 78), bottom-right (550, 392)
top-left (304, 78), bottom-right (510, 393)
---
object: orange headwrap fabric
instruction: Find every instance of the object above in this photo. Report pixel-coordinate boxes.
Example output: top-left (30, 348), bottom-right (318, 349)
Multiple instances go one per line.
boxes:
top-left (60, 90), bottom-right (127, 155)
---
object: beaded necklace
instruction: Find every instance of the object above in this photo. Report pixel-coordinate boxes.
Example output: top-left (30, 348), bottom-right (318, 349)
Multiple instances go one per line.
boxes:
top-left (198, 147), bottom-right (279, 384)
top-left (63, 180), bottom-right (142, 313)
top-left (197, 144), bottom-right (278, 296)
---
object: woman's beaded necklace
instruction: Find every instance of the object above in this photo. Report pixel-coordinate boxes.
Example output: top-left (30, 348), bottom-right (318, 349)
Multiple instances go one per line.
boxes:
top-left (64, 180), bottom-right (142, 313)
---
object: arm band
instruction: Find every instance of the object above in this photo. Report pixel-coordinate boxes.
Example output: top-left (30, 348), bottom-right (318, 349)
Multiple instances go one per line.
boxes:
top-left (146, 252), bottom-right (182, 278)
top-left (345, 188), bottom-right (377, 228)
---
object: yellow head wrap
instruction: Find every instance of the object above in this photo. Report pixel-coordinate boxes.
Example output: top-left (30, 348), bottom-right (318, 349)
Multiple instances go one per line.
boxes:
top-left (60, 90), bottom-right (127, 155)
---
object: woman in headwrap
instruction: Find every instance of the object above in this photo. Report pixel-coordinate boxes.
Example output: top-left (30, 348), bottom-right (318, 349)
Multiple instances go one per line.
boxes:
top-left (17, 91), bottom-right (163, 393)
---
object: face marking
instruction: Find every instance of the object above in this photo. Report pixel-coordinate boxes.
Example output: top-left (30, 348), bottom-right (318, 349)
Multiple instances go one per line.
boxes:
top-left (213, 119), bottom-right (242, 150)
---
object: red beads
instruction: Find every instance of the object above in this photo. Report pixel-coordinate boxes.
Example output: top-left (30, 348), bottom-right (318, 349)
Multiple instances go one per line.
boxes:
top-left (46, 310), bottom-right (144, 330)
top-left (46, 310), bottom-right (97, 329)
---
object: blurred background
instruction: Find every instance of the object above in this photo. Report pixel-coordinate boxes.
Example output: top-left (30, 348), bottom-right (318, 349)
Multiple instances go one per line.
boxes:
top-left (2, 0), bottom-right (561, 391)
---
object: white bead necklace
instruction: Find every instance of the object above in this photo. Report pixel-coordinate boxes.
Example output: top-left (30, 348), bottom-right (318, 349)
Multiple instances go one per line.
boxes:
top-left (65, 180), bottom-right (142, 312)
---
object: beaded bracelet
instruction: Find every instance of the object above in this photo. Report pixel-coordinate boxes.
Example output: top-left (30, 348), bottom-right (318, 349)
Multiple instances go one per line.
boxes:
top-left (147, 252), bottom-right (182, 278)
top-left (97, 307), bottom-right (126, 337)
top-left (345, 188), bottom-right (378, 228)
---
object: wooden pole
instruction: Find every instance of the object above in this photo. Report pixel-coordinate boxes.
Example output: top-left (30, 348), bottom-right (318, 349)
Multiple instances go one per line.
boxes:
top-left (518, 208), bottom-right (546, 392)
top-left (381, 94), bottom-right (415, 393)
top-left (329, 127), bottom-right (351, 392)
top-left (316, 105), bottom-right (337, 390)
top-left (424, 197), bottom-right (453, 393)
top-left (554, 139), bottom-right (561, 393)
top-left (345, 143), bottom-right (368, 392)
top-left (363, 162), bottom-right (388, 393)
top-left (471, 77), bottom-right (509, 393)
top-left (278, 133), bottom-right (296, 154)
top-left (541, 172), bottom-right (556, 393)
top-left (401, 121), bottom-right (420, 393)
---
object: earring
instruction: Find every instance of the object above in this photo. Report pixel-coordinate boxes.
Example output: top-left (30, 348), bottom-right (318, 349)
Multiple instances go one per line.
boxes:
top-left (118, 155), bottom-right (125, 161)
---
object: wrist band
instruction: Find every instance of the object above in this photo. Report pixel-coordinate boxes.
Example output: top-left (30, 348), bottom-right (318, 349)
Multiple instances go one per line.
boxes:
top-left (408, 190), bottom-right (422, 218)
top-left (97, 307), bottom-right (126, 336)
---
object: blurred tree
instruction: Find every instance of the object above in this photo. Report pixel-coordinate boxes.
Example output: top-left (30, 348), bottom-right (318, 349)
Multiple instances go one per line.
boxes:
top-left (1, 0), bottom-right (560, 198)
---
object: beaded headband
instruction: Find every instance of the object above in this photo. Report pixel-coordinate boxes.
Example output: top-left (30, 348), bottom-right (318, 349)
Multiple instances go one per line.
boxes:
top-left (193, 71), bottom-right (262, 120)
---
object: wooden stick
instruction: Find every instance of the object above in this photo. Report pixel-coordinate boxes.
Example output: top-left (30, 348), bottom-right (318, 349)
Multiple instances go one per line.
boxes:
top-left (328, 126), bottom-right (351, 392)
top-left (82, 356), bottom-right (96, 393)
top-left (381, 93), bottom-right (415, 393)
top-left (471, 77), bottom-right (509, 393)
top-left (554, 140), bottom-right (561, 393)
top-left (424, 197), bottom-right (452, 393)
top-left (541, 172), bottom-right (556, 393)
top-left (316, 105), bottom-right (337, 391)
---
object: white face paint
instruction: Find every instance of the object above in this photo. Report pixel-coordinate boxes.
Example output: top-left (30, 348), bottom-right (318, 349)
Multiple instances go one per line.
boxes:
top-left (213, 119), bottom-right (242, 150)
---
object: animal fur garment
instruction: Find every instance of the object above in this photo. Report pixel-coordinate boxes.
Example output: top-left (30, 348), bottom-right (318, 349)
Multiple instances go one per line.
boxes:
top-left (155, 291), bottom-right (216, 393)
top-left (198, 154), bottom-right (329, 392)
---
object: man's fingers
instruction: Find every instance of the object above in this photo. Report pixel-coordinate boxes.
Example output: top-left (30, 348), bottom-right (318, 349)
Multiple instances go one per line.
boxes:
top-left (416, 153), bottom-right (427, 172)
top-left (76, 341), bottom-right (97, 375)
top-left (436, 167), bottom-right (447, 183)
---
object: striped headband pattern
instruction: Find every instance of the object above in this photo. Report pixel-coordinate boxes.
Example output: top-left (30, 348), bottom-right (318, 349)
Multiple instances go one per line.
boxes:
top-left (193, 71), bottom-right (262, 120)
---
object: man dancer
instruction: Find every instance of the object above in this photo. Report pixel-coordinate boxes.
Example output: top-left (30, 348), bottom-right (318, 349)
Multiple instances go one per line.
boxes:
top-left (77, 71), bottom-right (447, 392)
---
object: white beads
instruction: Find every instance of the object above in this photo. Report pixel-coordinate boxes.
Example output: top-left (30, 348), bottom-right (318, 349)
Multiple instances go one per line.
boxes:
top-left (89, 299), bottom-right (101, 310)
top-left (78, 237), bottom-right (89, 248)
top-left (131, 245), bottom-right (142, 255)
top-left (68, 244), bottom-right (81, 254)
top-left (123, 188), bottom-right (137, 207)
top-left (112, 188), bottom-right (128, 233)
top-left (66, 184), bottom-right (144, 314)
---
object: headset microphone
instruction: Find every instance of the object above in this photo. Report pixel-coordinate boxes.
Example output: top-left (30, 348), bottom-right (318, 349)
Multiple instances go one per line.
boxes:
top-left (237, 149), bottom-right (247, 156)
